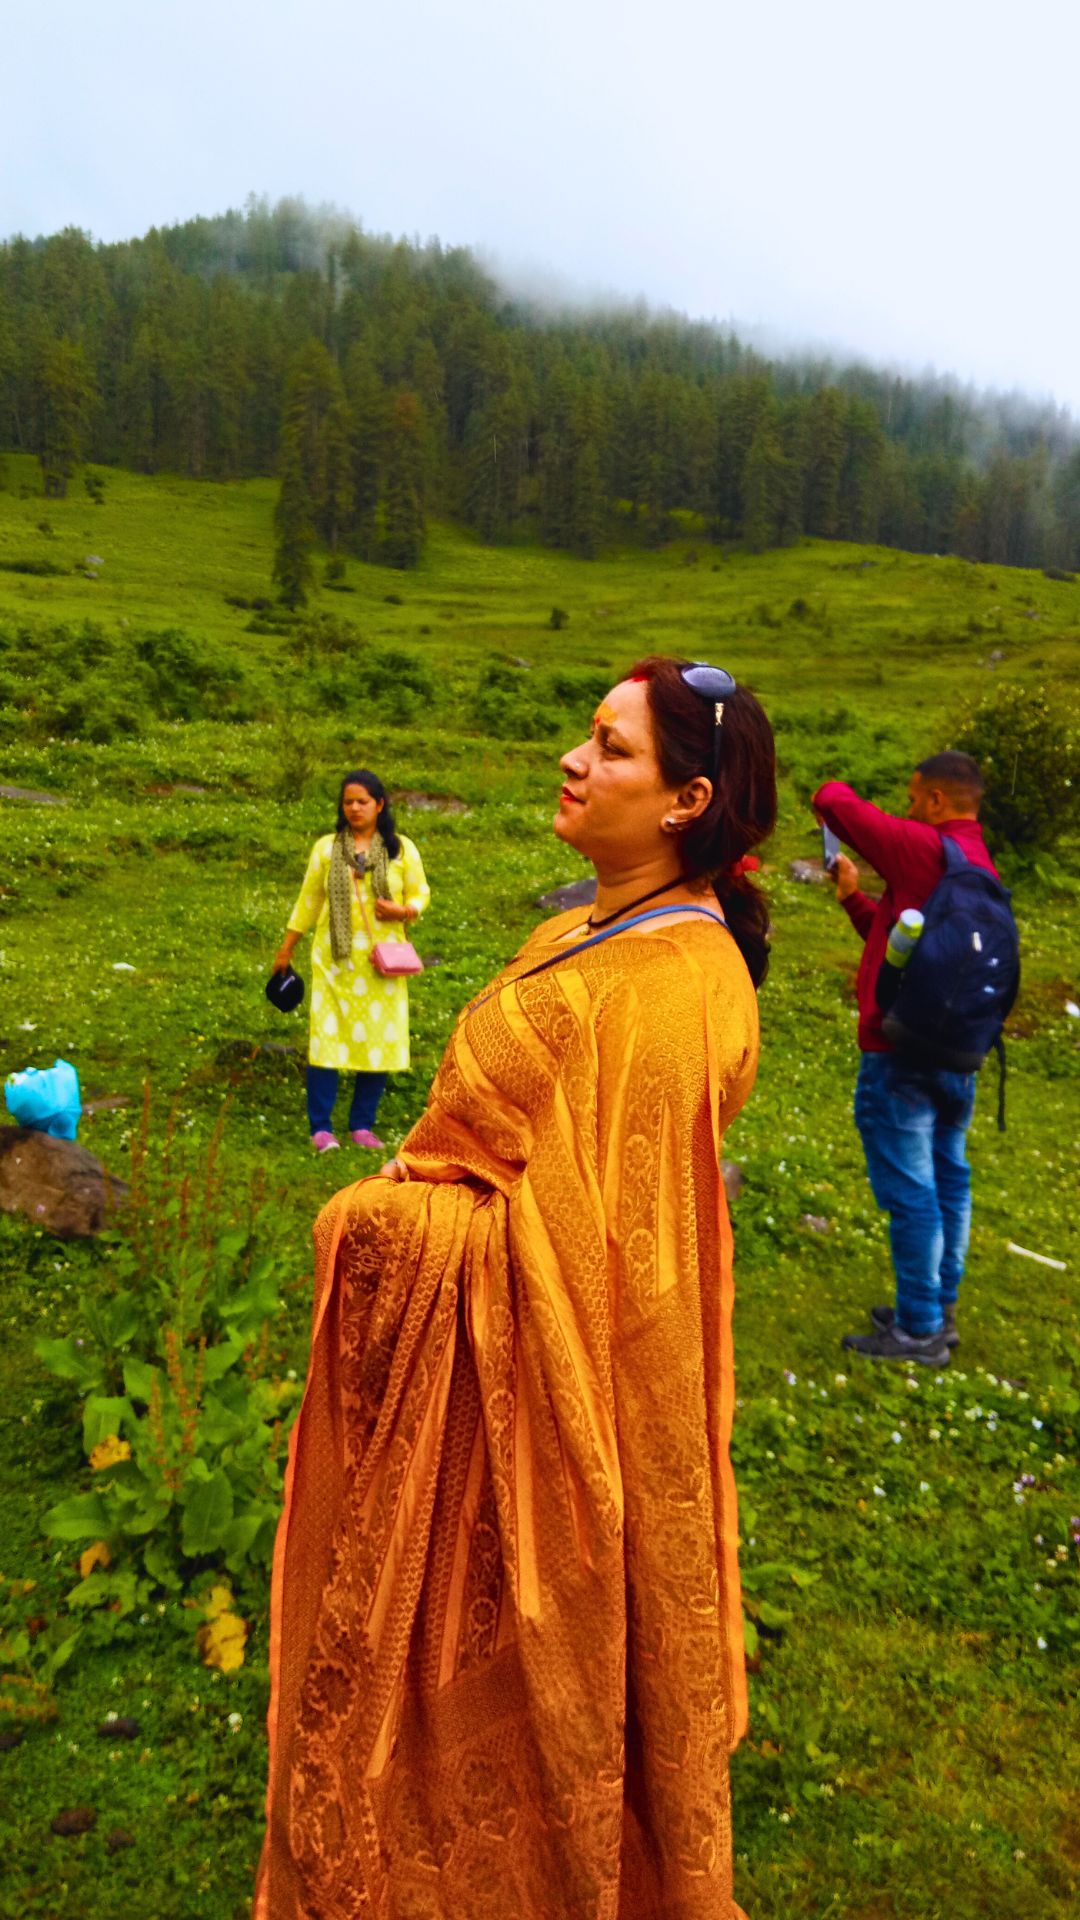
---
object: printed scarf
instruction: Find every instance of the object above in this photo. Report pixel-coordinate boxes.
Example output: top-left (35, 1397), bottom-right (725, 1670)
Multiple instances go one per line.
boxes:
top-left (328, 829), bottom-right (392, 963)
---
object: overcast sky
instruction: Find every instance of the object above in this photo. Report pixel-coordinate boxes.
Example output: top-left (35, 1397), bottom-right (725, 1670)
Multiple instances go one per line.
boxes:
top-left (5, 0), bottom-right (1078, 413)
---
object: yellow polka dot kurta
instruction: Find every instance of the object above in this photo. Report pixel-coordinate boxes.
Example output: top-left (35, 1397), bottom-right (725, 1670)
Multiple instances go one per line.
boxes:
top-left (286, 834), bottom-right (430, 1072)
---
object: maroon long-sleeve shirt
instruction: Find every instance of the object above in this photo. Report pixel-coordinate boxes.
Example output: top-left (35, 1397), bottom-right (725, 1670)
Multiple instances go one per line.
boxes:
top-left (813, 781), bottom-right (999, 1052)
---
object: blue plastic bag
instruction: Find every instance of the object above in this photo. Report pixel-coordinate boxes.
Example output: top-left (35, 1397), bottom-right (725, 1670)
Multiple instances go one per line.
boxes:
top-left (4, 1059), bottom-right (82, 1140)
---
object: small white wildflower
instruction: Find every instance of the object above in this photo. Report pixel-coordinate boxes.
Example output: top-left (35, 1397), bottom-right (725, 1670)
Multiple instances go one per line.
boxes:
top-left (872, 1485), bottom-right (886, 1497)
top-left (1032, 1418), bottom-right (1044, 1430)
top-left (1036, 1637), bottom-right (1048, 1651)
top-left (919, 1481), bottom-right (931, 1493)
top-left (890, 1431), bottom-right (902, 1444)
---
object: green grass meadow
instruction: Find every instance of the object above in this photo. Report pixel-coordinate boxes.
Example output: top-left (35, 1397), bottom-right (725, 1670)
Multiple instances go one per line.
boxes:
top-left (1, 459), bottom-right (1078, 1918)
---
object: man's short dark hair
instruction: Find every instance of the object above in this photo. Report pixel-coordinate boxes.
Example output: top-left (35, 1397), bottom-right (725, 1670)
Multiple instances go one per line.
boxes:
top-left (915, 751), bottom-right (984, 803)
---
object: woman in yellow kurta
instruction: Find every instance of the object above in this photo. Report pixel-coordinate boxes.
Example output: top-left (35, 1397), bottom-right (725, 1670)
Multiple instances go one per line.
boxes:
top-left (273, 770), bottom-right (430, 1153)
top-left (256, 659), bottom-right (776, 1920)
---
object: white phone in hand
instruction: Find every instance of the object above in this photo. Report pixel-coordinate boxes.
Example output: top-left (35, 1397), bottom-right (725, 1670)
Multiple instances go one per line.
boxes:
top-left (822, 825), bottom-right (841, 873)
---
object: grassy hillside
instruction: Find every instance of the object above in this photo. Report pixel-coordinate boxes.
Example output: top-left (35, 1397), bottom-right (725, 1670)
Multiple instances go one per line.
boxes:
top-left (1, 462), bottom-right (1078, 1919)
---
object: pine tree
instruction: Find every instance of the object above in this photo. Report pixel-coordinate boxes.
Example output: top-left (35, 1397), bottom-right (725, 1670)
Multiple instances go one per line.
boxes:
top-left (344, 343), bottom-right (384, 560)
top-left (382, 390), bottom-right (426, 569)
top-left (742, 415), bottom-right (794, 552)
top-left (539, 364), bottom-right (578, 548)
top-left (273, 430), bottom-right (315, 607)
top-left (839, 400), bottom-right (886, 541)
top-left (803, 388), bottom-right (845, 537)
top-left (465, 382), bottom-right (530, 541)
top-left (35, 337), bottom-right (97, 496)
top-left (570, 438), bottom-right (605, 558)
top-left (315, 391), bottom-right (354, 551)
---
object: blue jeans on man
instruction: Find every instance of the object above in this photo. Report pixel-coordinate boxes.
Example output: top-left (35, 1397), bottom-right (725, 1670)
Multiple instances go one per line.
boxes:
top-left (854, 1052), bottom-right (977, 1337)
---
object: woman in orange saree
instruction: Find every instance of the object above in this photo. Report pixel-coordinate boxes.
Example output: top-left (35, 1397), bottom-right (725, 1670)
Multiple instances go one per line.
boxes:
top-left (256, 656), bottom-right (777, 1920)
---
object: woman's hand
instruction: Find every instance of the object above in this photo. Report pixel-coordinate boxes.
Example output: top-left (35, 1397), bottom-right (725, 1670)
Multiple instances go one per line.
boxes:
top-left (374, 899), bottom-right (415, 922)
top-left (273, 938), bottom-right (297, 973)
top-left (377, 1157), bottom-right (406, 1181)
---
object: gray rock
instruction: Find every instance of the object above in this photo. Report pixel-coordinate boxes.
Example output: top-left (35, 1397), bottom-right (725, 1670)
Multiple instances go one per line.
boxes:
top-left (536, 877), bottom-right (597, 911)
top-left (789, 858), bottom-right (826, 883)
top-left (0, 783), bottom-right (67, 806)
top-left (721, 1160), bottom-right (744, 1202)
top-left (395, 790), bottom-right (470, 815)
top-left (0, 1127), bottom-right (128, 1238)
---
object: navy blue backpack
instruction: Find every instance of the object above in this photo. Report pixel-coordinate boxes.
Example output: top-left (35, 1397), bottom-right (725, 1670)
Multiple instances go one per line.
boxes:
top-left (876, 836), bottom-right (1020, 1128)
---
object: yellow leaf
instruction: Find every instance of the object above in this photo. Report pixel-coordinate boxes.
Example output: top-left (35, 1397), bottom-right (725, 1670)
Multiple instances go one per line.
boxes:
top-left (196, 1611), bottom-right (247, 1674)
top-left (79, 1541), bottom-right (111, 1578)
top-left (89, 1435), bottom-right (131, 1471)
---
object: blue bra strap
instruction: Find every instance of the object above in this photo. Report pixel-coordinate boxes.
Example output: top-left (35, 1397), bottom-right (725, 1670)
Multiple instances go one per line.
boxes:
top-left (470, 904), bottom-right (728, 1011)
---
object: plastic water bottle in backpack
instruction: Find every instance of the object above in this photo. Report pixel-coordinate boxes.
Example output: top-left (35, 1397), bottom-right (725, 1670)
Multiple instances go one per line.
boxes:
top-left (884, 909), bottom-right (925, 969)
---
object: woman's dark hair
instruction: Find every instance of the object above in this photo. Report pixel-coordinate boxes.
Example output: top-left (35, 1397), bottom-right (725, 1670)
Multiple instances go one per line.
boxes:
top-left (335, 770), bottom-right (401, 858)
top-left (629, 656), bottom-right (777, 987)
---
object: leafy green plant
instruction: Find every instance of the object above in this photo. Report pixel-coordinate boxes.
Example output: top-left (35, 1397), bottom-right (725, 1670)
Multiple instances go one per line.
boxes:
top-left (0, 1575), bottom-right (82, 1730)
top-left (953, 681), bottom-right (1080, 851)
top-left (37, 1093), bottom-right (304, 1601)
top-left (475, 659), bottom-right (559, 741)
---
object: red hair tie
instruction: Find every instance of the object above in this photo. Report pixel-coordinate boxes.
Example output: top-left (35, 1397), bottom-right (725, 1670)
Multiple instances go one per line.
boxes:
top-left (729, 855), bottom-right (761, 878)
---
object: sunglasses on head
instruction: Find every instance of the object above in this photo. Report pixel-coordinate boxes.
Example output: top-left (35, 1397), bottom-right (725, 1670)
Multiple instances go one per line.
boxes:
top-left (680, 662), bottom-right (736, 778)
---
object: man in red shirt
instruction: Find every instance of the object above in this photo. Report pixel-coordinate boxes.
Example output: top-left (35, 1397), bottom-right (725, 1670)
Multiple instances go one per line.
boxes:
top-left (814, 752), bottom-right (997, 1366)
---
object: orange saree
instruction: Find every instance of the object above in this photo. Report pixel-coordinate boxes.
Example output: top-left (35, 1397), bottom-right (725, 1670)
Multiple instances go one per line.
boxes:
top-left (256, 911), bottom-right (759, 1920)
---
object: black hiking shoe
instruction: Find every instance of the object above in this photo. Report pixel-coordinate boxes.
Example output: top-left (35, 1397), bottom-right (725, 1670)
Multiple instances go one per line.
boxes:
top-left (841, 1324), bottom-right (951, 1368)
top-left (871, 1303), bottom-right (959, 1349)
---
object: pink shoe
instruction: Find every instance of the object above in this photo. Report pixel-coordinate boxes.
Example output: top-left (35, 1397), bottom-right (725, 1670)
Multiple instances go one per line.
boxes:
top-left (311, 1131), bottom-right (341, 1153)
top-left (349, 1128), bottom-right (385, 1150)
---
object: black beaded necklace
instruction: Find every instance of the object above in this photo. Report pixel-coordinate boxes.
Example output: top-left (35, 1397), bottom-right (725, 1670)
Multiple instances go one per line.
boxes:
top-left (586, 876), bottom-right (685, 931)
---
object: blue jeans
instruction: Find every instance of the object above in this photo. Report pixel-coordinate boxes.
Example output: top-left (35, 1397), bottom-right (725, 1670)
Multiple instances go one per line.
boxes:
top-left (854, 1052), bottom-right (977, 1337)
top-left (306, 1067), bottom-right (388, 1137)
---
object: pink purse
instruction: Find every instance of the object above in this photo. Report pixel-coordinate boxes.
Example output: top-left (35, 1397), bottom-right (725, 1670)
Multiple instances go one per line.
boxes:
top-left (354, 875), bottom-right (425, 978)
top-left (371, 938), bottom-right (424, 977)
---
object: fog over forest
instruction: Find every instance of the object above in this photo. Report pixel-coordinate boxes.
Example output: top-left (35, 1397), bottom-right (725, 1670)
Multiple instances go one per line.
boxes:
top-left (3, 197), bottom-right (1080, 581)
